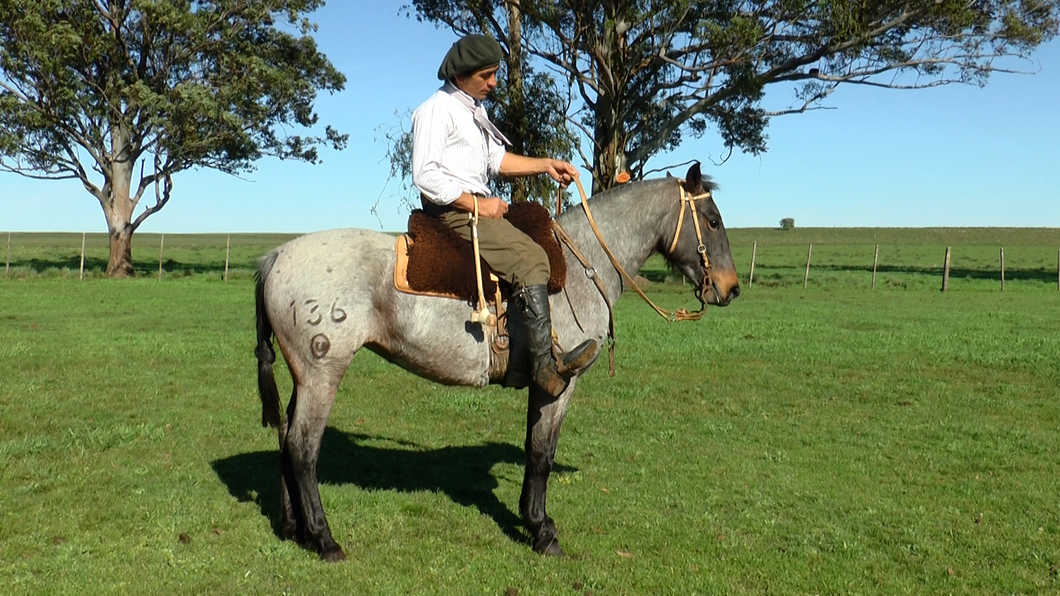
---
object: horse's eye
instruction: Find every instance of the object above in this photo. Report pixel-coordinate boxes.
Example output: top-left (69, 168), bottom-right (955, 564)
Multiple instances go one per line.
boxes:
top-left (709, 218), bottom-right (720, 229)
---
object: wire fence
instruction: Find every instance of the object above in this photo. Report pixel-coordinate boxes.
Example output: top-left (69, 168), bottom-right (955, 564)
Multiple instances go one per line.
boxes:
top-left (2, 232), bottom-right (300, 282)
top-left (4, 230), bottom-right (1060, 293)
top-left (727, 239), bottom-right (1060, 292)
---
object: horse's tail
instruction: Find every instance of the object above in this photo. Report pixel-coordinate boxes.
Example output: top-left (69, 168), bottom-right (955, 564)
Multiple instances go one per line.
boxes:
top-left (255, 251), bottom-right (284, 429)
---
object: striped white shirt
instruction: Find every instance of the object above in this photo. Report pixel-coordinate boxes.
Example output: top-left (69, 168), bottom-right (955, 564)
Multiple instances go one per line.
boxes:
top-left (411, 84), bottom-right (507, 205)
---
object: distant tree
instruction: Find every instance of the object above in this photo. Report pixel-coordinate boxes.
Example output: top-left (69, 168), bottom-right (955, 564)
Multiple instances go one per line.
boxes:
top-left (405, 0), bottom-right (1059, 193)
top-left (780, 217), bottom-right (795, 231)
top-left (0, 0), bottom-right (347, 277)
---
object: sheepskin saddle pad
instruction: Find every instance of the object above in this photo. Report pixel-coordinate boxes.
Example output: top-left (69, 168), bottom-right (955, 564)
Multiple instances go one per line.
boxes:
top-left (394, 201), bottom-right (567, 303)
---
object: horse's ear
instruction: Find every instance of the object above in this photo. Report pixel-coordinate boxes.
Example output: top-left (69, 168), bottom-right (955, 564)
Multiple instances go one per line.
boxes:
top-left (682, 161), bottom-right (703, 193)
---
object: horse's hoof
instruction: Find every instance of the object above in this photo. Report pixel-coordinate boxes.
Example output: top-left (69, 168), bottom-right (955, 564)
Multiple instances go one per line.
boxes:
top-left (280, 523), bottom-right (298, 542)
top-left (534, 537), bottom-right (566, 557)
top-left (320, 546), bottom-right (347, 562)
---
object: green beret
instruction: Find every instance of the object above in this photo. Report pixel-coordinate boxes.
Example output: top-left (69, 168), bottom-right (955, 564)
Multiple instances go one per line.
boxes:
top-left (437, 35), bottom-right (504, 81)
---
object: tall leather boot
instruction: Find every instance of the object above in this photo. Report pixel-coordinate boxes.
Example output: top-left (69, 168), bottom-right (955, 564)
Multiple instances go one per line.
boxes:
top-left (520, 285), bottom-right (598, 398)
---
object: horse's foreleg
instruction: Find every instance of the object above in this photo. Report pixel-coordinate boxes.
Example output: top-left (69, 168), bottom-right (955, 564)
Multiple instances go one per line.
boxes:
top-left (283, 380), bottom-right (346, 562)
top-left (520, 380), bottom-right (576, 556)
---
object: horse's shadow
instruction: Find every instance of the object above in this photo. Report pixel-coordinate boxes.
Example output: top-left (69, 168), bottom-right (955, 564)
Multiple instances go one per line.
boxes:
top-left (211, 427), bottom-right (575, 545)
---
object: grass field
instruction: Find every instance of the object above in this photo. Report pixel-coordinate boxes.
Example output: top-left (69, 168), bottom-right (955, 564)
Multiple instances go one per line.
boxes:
top-left (1, 231), bottom-right (1059, 594)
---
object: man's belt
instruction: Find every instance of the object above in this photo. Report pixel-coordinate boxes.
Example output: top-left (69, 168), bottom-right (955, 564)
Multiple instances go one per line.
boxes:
top-left (420, 193), bottom-right (486, 218)
top-left (420, 194), bottom-right (449, 217)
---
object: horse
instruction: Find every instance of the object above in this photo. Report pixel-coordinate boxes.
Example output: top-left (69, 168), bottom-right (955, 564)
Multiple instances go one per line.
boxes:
top-left (253, 162), bottom-right (740, 561)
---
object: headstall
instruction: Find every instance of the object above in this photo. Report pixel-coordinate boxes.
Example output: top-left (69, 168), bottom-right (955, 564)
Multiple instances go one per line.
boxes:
top-left (552, 177), bottom-right (717, 375)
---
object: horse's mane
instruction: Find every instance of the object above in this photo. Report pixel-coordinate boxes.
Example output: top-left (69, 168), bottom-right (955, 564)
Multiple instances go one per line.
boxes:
top-left (574, 173), bottom-right (717, 212)
top-left (589, 172), bottom-right (717, 201)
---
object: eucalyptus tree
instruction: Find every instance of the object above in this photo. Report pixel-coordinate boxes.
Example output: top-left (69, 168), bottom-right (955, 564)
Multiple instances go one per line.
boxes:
top-left (0, 0), bottom-right (346, 277)
top-left (386, 1), bottom-right (577, 209)
top-left (407, 0), bottom-right (1059, 192)
top-left (384, 60), bottom-right (577, 210)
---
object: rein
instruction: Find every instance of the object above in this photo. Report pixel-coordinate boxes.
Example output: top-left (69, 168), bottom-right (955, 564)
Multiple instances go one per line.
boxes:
top-left (552, 220), bottom-right (617, 376)
top-left (567, 177), bottom-right (714, 323)
top-left (552, 177), bottom-right (715, 375)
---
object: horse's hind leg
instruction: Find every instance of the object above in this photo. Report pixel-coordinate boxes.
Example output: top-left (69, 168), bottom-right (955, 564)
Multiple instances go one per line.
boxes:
top-left (520, 379), bottom-right (576, 556)
top-left (278, 387), bottom-right (298, 541)
top-left (281, 378), bottom-right (346, 561)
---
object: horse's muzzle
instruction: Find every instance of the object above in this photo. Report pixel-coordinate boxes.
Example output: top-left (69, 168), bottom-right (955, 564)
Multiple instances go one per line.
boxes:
top-left (706, 269), bottom-right (740, 306)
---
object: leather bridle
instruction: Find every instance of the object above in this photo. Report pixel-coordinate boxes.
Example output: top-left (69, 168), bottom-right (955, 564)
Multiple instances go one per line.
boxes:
top-left (552, 177), bottom-right (717, 375)
top-left (668, 183), bottom-right (716, 316)
top-left (560, 177), bottom-right (715, 323)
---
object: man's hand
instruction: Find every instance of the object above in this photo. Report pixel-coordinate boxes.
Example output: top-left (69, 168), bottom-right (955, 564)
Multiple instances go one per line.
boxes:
top-left (476, 196), bottom-right (509, 218)
top-left (544, 159), bottom-right (579, 188)
top-left (451, 193), bottom-right (508, 218)
top-left (498, 154), bottom-right (580, 187)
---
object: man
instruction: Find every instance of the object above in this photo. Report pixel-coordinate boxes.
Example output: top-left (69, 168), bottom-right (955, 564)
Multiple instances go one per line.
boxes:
top-left (411, 34), bottom-right (596, 397)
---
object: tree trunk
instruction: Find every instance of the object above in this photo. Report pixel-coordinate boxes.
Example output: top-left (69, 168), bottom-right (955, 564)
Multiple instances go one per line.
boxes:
top-left (106, 224), bottom-right (134, 278)
top-left (592, 102), bottom-right (623, 195)
top-left (506, 0), bottom-right (528, 204)
top-left (101, 159), bottom-right (136, 278)
top-left (590, 3), bottom-right (626, 195)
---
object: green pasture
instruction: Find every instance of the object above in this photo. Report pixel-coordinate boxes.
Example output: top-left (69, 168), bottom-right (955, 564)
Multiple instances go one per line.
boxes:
top-left (1, 231), bottom-right (1059, 594)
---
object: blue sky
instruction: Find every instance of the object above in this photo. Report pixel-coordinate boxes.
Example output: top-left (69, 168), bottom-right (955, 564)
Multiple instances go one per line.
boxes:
top-left (2, 4), bottom-right (1059, 233)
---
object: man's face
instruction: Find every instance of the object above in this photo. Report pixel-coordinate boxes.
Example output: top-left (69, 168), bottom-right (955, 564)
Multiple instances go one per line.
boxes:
top-left (455, 65), bottom-right (500, 101)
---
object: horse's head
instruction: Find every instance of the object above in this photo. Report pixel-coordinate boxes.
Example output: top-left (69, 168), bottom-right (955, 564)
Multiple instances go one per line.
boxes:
top-left (661, 162), bottom-right (740, 307)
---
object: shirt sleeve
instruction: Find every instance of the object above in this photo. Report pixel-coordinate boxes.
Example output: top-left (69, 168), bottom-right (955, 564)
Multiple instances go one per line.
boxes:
top-left (411, 101), bottom-right (464, 205)
top-left (486, 135), bottom-right (506, 178)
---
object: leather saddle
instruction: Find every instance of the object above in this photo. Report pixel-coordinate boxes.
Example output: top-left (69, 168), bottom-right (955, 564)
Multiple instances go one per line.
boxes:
top-left (394, 201), bottom-right (566, 303)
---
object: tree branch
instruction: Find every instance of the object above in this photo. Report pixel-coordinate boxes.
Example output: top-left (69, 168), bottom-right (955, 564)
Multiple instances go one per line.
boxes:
top-left (130, 156), bottom-right (171, 232)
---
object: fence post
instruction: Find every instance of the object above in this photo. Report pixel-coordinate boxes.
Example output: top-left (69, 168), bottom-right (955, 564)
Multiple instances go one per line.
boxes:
top-left (79, 232), bottom-right (86, 281)
top-left (158, 234), bottom-right (165, 282)
top-left (871, 244), bottom-right (879, 290)
top-left (5, 231), bottom-right (10, 280)
top-left (941, 246), bottom-right (951, 292)
top-left (224, 234), bottom-right (231, 285)
top-left (748, 240), bottom-right (757, 287)
top-left (803, 243), bottom-right (812, 289)
top-left (1000, 247), bottom-right (1005, 291)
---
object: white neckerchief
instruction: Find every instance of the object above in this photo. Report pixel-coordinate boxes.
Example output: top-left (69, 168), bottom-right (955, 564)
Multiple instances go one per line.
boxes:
top-left (444, 82), bottom-right (511, 147)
